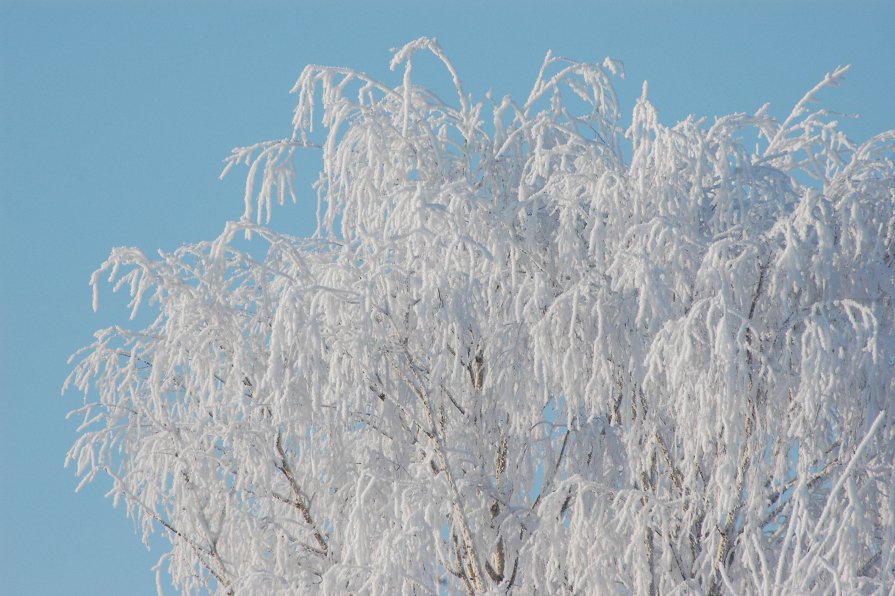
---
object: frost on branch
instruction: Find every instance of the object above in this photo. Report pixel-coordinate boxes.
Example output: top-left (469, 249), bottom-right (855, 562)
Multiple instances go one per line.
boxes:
top-left (66, 38), bottom-right (895, 594)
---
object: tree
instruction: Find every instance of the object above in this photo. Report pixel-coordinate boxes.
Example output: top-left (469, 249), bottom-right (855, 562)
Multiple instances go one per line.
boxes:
top-left (66, 38), bottom-right (894, 594)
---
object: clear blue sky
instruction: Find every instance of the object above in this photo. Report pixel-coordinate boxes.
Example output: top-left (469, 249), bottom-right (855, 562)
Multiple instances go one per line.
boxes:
top-left (1, 1), bottom-right (892, 593)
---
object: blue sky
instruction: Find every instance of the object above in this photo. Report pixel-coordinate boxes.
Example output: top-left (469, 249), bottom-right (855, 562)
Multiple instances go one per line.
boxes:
top-left (0, 1), bottom-right (892, 593)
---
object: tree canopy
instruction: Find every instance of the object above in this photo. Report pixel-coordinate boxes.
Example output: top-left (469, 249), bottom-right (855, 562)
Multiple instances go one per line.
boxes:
top-left (67, 38), bottom-right (895, 594)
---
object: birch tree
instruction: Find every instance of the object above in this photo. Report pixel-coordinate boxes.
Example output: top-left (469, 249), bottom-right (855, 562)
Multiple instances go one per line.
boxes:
top-left (67, 38), bottom-right (895, 594)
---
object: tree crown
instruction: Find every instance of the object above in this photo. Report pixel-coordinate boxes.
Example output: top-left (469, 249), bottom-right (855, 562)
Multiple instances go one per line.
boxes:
top-left (67, 39), bottom-right (895, 595)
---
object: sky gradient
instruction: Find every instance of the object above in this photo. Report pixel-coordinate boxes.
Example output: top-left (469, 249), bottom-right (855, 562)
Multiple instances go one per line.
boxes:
top-left (1, 1), bottom-right (893, 593)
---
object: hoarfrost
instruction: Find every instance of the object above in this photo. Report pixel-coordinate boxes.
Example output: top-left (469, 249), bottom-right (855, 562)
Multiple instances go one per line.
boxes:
top-left (67, 39), bottom-right (895, 595)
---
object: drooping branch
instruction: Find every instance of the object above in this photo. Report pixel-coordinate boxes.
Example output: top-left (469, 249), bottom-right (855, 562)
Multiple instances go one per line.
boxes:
top-left (274, 433), bottom-right (329, 554)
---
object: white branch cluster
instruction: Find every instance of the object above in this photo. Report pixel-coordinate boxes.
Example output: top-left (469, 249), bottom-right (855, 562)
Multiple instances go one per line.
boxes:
top-left (67, 39), bottom-right (895, 595)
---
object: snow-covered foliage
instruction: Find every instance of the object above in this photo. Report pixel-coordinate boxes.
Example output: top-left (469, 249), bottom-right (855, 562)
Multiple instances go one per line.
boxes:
top-left (67, 39), bottom-right (895, 595)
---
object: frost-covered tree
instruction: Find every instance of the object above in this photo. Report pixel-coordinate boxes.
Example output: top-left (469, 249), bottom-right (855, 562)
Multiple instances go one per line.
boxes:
top-left (67, 38), bottom-right (895, 595)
